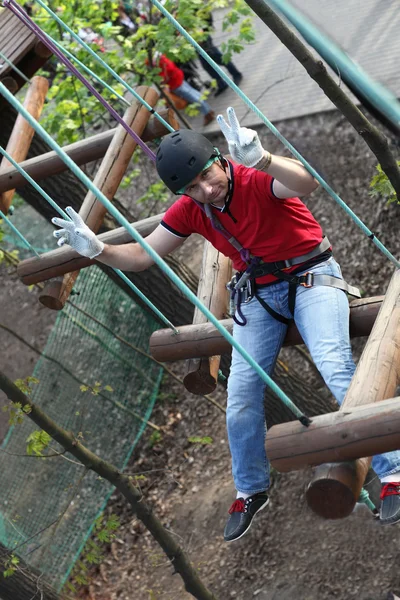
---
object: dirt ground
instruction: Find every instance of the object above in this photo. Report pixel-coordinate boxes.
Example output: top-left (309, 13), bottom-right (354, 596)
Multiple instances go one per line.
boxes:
top-left (1, 107), bottom-right (400, 600)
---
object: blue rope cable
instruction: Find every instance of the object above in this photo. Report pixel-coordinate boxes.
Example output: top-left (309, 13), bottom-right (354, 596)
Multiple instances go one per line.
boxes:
top-left (0, 48), bottom-right (31, 84)
top-left (265, 0), bottom-right (400, 129)
top-left (149, 0), bottom-right (400, 271)
top-left (50, 37), bottom-right (130, 108)
top-left (0, 81), bottom-right (310, 424)
top-left (5, 0), bottom-right (157, 162)
top-left (0, 139), bottom-right (177, 332)
top-left (31, 0), bottom-right (175, 134)
top-left (0, 208), bottom-right (40, 258)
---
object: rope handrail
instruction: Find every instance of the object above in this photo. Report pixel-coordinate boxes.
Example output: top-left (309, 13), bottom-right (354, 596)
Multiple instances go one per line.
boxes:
top-left (0, 81), bottom-right (311, 425)
top-left (149, 0), bottom-right (400, 271)
top-left (0, 139), bottom-right (178, 333)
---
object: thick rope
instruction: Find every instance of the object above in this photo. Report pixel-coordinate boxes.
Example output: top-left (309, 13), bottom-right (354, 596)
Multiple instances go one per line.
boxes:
top-left (29, 0), bottom-right (175, 134)
top-left (50, 37), bottom-right (130, 108)
top-left (0, 81), bottom-right (311, 425)
top-left (0, 48), bottom-right (31, 84)
top-left (149, 0), bottom-right (400, 271)
top-left (0, 207), bottom-right (40, 257)
top-left (5, 0), bottom-right (156, 162)
top-left (265, 0), bottom-right (400, 129)
top-left (0, 142), bottom-right (178, 333)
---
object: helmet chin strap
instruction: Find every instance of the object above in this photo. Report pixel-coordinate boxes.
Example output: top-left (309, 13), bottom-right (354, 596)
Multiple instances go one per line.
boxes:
top-left (215, 153), bottom-right (233, 208)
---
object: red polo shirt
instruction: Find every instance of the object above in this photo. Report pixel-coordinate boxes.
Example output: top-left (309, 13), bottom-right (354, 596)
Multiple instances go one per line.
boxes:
top-left (161, 162), bottom-right (325, 284)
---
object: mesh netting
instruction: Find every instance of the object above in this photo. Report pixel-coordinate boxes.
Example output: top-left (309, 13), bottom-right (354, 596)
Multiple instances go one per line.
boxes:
top-left (0, 203), bottom-right (163, 589)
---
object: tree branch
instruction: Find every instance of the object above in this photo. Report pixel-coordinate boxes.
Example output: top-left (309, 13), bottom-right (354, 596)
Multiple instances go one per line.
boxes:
top-left (0, 370), bottom-right (218, 600)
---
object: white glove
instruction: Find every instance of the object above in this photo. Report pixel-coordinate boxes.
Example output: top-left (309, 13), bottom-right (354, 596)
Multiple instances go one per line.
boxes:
top-left (217, 106), bottom-right (265, 168)
top-left (52, 206), bottom-right (104, 259)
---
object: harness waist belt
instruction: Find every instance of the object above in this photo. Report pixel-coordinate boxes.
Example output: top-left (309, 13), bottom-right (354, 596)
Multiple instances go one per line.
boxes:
top-left (252, 236), bottom-right (331, 279)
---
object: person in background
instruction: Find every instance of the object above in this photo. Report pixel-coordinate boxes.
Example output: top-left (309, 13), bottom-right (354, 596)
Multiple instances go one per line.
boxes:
top-left (155, 53), bottom-right (215, 126)
top-left (198, 12), bottom-right (243, 96)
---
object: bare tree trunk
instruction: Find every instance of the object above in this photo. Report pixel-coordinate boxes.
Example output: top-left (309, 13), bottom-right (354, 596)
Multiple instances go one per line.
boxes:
top-left (0, 542), bottom-right (59, 600)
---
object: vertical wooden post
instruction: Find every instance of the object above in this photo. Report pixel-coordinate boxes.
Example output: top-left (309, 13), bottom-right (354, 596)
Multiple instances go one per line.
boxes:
top-left (183, 241), bottom-right (232, 394)
top-left (39, 86), bottom-right (159, 310)
top-left (0, 75), bottom-right (49, 213)
top-left (306, 269), bottom-right (400, 519)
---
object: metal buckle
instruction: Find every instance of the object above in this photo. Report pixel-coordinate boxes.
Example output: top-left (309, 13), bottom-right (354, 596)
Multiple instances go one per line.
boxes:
top-left (299, 271), bottom-right (314, 288)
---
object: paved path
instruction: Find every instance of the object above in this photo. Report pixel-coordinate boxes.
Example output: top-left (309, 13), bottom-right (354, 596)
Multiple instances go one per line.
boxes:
top-left (188, 0), bottom-right (400, 134)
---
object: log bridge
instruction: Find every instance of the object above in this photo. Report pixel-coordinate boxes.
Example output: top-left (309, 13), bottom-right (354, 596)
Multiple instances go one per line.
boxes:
top-left (6, 10), bottom-right (400, 518)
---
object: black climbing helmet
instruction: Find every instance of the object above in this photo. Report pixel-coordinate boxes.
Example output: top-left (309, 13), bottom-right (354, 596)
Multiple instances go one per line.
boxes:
top-left (156, 130), bottom-right (218, 194)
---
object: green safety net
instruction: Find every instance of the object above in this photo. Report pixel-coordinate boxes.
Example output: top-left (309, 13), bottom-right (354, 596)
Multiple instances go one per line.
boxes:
top-left (0, 203), bottom-right (164, 589)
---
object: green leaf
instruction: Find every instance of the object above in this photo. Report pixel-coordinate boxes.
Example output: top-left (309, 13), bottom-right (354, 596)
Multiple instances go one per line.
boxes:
top-left (188, 436), bottom-right (213, 445)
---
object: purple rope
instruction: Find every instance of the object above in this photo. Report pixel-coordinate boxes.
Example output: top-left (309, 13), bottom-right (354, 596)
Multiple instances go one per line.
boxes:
top-left (4, 0), bottom-right (156, 162)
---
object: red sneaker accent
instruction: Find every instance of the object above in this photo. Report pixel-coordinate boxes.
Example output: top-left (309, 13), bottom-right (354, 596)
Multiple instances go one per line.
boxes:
top-left (228, 499), bottom-right (245, 514)
top-left (380, 483), bottom-right (400, 500)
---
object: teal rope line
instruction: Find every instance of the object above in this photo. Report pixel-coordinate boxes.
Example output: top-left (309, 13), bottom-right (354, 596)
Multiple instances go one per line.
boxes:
top-left (0, 48), bottom-right (31, 84)
top-left (0, 145), bottom-right (69, 219)
top-left (33, 0), bottom-right (175, 134)
top-left (150, 0), bottom-right (400, 271)
top-left (266, 0), bottom-right (400, 129)
top-left (0, 125), bottom-right (177, 333)
top-left (0, 208), bottom-right (40, 257)
top-left (358, 487), bottom-right (377, 513)
top-left (0, 81), bottom-right (309, 423)
top-left (50, 37), bottom-right (130, 108)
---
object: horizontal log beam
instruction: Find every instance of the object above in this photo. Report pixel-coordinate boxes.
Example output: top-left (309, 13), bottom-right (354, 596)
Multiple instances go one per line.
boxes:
top-left (266, 397), bottom-right (400, 473)
top-left (0, 109), bottom-right (177, 193)
top-left (307, 269), bottom-right (400, 519)
top-left (17, 213), bottom-right (164, 285)
top-left (149, 296), bottom-right (383, 361)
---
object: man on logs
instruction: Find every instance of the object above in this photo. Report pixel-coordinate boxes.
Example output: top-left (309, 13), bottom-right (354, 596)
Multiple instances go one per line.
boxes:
top-left (52, 107), bottom-right (400, 541)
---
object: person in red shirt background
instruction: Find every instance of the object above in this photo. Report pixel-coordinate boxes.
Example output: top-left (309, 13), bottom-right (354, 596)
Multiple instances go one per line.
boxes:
top-left (156, 53), bottom-right (215, 126)
top-left (52, 108), bottom-right (400, 541)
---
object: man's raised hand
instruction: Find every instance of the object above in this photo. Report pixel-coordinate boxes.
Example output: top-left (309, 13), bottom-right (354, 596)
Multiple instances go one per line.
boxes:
top-left (52, 206), bottom-right (104, 259)
top-left (217, 107), bottom-right (266, 168)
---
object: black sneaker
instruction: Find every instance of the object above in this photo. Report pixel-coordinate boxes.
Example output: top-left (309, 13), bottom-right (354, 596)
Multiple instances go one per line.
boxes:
top-left (214, 83), bottom-right (228, 96)
top-left (224, 491), bottom-right (269, 542)
top-left (380, 482), bottom-right (400, 525)
top-left (233, 73), bottom-right (243, 86)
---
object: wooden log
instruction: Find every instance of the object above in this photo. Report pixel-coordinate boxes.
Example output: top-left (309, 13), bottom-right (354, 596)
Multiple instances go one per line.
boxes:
top-left (0, 75), bottom-right (49, 213)
top-left (17, 212), bottom-right (164, 285)
top-left (39, 86), bottom-right (159, 309)
top-left (266, 396), bottom-right (400, 473)
top-left (148, 296), bottom-right (383, 361)
top-left (183, 241), bottom-right (231, 394)
top-left (0, 76), bottom-right (18, 93)
top-left (306, 269), bottom-right (400, 519)
top-left (0, 109), bottom-right (178, 193)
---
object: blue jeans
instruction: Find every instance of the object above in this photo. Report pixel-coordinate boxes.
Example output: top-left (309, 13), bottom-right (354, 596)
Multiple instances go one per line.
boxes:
top-left (172, 80), bottom-right (212, 116)
top-left (227, 257), bottom-right (400, 494)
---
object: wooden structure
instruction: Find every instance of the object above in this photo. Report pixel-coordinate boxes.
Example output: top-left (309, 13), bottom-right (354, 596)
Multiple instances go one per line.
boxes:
top-left (304, 269), bottom-right (400, 518)
top-left (183, 242), bottom-right (231, 394)
top-left (0, 108), bottom-right (177, 194)
top-left (39, 86), bottom-right (159, 309)
top-left (148, 296), bottom-right (383, 361)
top-left (0, 9), bottom-right (52, 105)
top-left (0, 75), bottom-right (49, 213)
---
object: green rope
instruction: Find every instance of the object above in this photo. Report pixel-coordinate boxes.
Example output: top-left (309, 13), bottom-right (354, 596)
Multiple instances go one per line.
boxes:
top-left (150, 0), bottom-right (400, 271)
top-left (265, 0), bottom-right (400, 129)
top-left (50, 37), bottom-right (130, 107)
top-left (0, 81), bottom-right (310, 424)
top-left (0, 49), bottom-right (31, 84)
top-left (0, 207), bottom-right (40, 257)
top-left (0, 137), bottom-right (178, 333)
top-left (33, 0), bottom-right (175, 134)
top-left (358, 487), bottom-right (378, 514)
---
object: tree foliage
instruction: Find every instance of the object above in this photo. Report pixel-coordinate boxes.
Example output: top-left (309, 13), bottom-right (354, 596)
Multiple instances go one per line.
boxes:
top-left (31, 0), bottom-right (255, 145)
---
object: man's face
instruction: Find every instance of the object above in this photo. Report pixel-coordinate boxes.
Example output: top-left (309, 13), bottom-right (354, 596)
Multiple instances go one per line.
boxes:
top-left (183, 161), bottom-right (229, 207)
